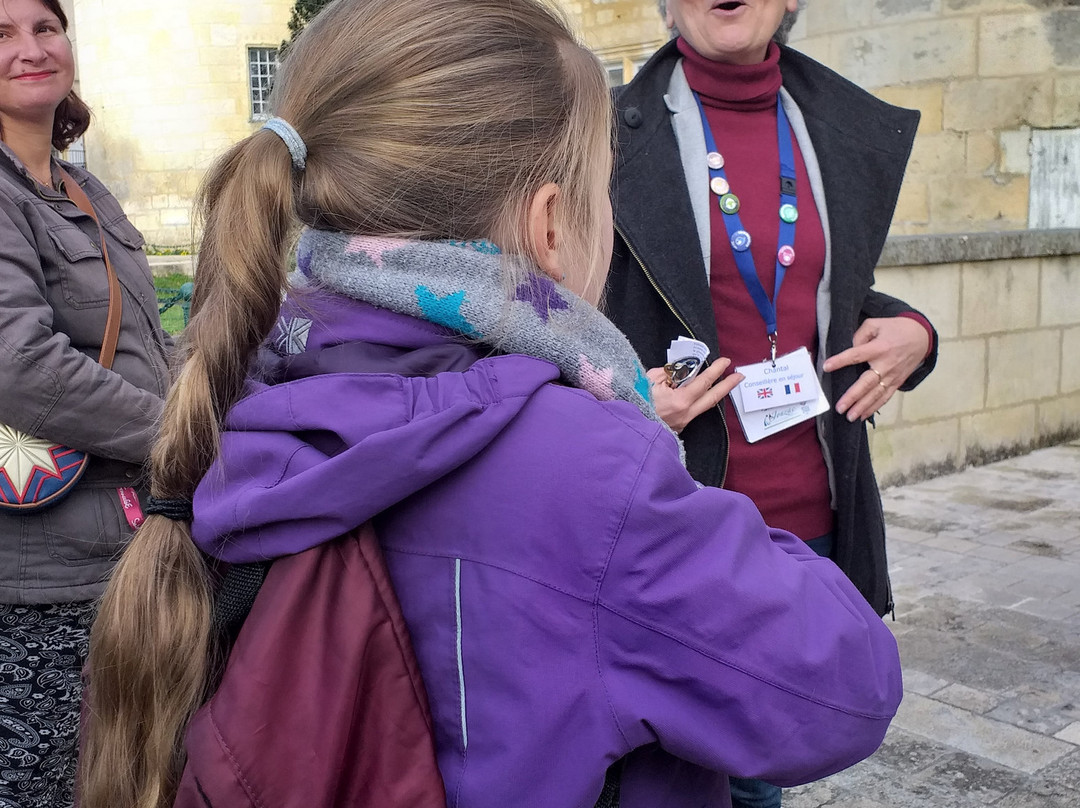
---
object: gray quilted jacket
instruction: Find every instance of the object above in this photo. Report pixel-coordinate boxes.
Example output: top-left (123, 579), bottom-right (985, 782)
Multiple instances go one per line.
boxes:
top-left (0, 143), bottom-right (169, 604)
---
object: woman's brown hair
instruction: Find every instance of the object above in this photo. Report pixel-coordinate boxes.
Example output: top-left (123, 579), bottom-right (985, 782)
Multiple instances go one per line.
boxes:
top-left (78, 1), bottom-right (612, 806)
top-left (39, 0), bottom-right (91, 149)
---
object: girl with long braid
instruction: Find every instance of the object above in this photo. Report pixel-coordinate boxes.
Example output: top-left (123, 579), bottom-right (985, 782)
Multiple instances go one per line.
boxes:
top-left (80, 1), bottom-right (903, 806)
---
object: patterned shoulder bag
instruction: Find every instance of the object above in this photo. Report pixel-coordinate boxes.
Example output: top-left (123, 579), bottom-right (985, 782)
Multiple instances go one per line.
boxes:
top-left (0, 168), bottom-right (123, 511)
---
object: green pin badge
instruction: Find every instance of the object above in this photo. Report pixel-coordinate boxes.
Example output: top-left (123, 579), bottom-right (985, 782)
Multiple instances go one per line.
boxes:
top-left (720, 193), bottom-right (741, 215)
top-left (779, 203), bottom-right (799, 223)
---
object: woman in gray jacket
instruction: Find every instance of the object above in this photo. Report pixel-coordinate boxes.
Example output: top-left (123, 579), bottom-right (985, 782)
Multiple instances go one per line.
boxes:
top-left (0, 1), bottom-right (170, 804)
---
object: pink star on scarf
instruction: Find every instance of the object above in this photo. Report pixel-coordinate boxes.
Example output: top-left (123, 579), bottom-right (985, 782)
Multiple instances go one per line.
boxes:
top-left (345, 236), bottom-right (408, 269)
top-left (578, 355), bottom-right (616, 402)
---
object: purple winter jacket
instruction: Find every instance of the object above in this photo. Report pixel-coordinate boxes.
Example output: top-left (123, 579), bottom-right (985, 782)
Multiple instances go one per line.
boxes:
top-left (192, 291), bottom-right (902, 808)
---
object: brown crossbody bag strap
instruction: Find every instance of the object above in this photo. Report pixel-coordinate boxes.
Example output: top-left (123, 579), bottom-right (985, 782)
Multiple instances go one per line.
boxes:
top-left (57, 167), bottom-right (122, 370)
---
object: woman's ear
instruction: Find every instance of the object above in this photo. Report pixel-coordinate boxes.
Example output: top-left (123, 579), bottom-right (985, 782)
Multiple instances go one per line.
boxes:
top-left (527, 182), bottom-right (564, 282)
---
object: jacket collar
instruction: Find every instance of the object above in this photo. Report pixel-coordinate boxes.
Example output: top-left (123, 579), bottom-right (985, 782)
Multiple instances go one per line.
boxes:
top-left (611, 40), bottom-right (720, 354)
top-left (0, 140), bottom-right (60, 197)
top-left (611, 41), bottom-right (919, 356)
top-left (0, 140), bottom-right (92, 202)
top-left (194, 298), bottom-right (565, 564)
top-left (777, 47), bottom-right (919, 334)
top-left (614, 40), bottom-right (920, 191)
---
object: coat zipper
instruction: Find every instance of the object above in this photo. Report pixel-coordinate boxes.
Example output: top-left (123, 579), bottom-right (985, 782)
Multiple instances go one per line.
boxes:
top-left (615, 224), bottom-right (730, 487)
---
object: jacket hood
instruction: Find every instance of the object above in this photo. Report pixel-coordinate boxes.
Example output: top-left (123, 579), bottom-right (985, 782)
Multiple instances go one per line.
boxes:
top-left (191, 293), bottom-right (560, 562)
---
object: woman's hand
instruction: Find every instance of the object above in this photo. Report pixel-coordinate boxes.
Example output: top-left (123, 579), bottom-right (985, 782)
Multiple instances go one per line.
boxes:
top-left (647, 358), bottom-right (744, 434)
top-left (823, 317), bottom-right (931, 422)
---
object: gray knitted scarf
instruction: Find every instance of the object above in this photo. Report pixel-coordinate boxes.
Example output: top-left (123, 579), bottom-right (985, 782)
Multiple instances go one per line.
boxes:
top-left (296, 230), bottom-right (668, 430)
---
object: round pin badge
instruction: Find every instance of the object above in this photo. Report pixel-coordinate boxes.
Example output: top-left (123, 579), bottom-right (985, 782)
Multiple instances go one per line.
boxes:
top-left (731, 230), bottom-right (752, 252)
top-left (710, 176), bottom-right (730, 196)
top-left (707, 151), bottom-right (725, 170)
top-left (719, 193), bottom-right (741, 215)
top-left (778, 245), bottom-right (796, 266)
top-left (779, 203), bottom-right (799, 224)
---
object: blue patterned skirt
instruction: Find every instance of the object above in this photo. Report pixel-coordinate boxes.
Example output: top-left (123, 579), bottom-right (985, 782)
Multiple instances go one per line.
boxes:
top-left (0, 602), bottom-right (94, 808)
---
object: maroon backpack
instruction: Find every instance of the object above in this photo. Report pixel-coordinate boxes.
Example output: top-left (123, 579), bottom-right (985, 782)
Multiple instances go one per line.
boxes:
top-left (174, 522), bottom-right (447, 807)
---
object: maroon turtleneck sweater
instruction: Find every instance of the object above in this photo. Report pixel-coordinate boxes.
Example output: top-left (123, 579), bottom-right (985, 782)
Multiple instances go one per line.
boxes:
top-left (679, 38), bottom-right (834, 541)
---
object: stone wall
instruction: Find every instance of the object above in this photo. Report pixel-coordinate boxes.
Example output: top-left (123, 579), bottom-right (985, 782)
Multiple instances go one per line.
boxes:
top-left (789, 0), bottom-right (1080, 236)
top-left (558, 0), bottom-right (668, 81)
top-left (65, 0), bottom-right (661, 247)
top-left (867, 230), bottom-right (1080, 486)
top-left (71, 0), bottom-right (291, 247)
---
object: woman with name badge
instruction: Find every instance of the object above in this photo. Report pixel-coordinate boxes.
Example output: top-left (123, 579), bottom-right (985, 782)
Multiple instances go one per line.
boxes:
top-left (604, 3), bottom-right (938, 806)
top-left (0, 1), bottom-right (169, 804)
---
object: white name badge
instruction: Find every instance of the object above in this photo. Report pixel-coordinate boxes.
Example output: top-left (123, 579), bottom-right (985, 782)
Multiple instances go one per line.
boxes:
top-left (736, 347), bottom-right (820, 413)
top-left (730, 347), bottom-right (829, 443)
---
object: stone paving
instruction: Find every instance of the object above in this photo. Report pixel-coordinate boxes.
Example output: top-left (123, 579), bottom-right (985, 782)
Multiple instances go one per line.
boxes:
top-left (787, 438), bottom-right (1080, 808)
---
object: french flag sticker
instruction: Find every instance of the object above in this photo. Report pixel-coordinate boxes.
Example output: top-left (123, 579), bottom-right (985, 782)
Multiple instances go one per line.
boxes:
top-left (784, 383), bottom-right (801, 395)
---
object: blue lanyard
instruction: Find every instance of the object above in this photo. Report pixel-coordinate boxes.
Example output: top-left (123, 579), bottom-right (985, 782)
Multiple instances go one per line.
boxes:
top-left (693, 94), bottom-right (798, 362)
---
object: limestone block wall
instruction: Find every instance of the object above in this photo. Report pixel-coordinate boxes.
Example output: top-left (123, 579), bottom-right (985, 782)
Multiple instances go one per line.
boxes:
top-left (71, 0), bottom-right (291, 247)
top-left (559, 0), bottom-right (668, 81)
top-left (789, 0), bottom-right (1080, 236)
top-left (64, 0), bottom-right (660, 247)
top-left (866, 231), bottom-right (1080, 486)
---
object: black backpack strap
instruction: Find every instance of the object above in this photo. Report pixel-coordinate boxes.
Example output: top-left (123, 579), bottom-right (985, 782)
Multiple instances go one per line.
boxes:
top-left (593, 758), bottom-right (623, 808)
top-left (213, 561), bottom-right (273, 642)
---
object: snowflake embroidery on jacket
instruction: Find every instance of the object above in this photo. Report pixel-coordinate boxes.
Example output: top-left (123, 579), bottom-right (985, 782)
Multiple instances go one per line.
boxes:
top-left (273, 316), bottom-right (313, 356)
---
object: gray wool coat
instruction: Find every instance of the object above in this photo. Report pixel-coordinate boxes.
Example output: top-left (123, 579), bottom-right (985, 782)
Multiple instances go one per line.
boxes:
top-left (604, 41), bottom-right (939, 617)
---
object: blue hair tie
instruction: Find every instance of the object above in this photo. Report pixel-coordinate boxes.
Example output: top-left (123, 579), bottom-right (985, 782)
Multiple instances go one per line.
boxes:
top-left (262, 116), bottom-right (307, 171)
